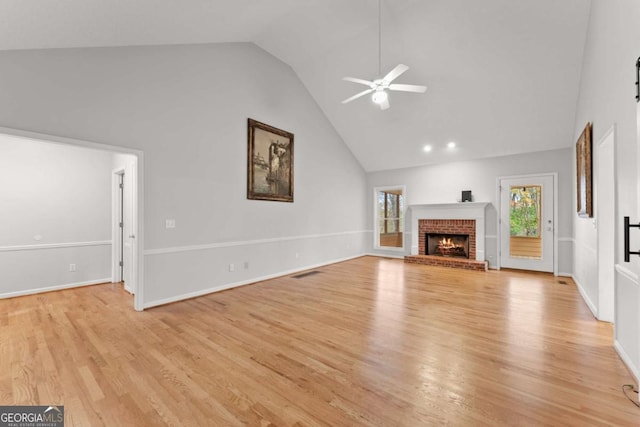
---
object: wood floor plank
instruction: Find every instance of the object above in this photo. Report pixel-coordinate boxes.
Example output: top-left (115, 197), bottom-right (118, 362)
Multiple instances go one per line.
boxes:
top-left (1, 256), bottom-right (639, 426)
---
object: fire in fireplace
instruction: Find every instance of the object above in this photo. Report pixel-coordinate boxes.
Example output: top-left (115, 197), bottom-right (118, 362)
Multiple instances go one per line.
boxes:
top-left (426, 233), bottom-right (470, 258)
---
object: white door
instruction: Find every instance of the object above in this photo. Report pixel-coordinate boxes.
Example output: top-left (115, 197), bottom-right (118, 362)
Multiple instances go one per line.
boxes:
top-left (500, 175), bottom-right (554, 272)
top-left (118, 172), bottom-right (125, 282)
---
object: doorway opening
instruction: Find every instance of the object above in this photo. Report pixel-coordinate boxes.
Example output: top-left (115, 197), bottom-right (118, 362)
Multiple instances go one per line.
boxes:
top-left (111, 155), bottom-right (138, 295)
top-left (0, 126), bottom-right (144, 310)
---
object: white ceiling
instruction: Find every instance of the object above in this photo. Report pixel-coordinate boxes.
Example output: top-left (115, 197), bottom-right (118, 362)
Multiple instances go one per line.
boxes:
top-left (0, 0), bottom-right (591, 171)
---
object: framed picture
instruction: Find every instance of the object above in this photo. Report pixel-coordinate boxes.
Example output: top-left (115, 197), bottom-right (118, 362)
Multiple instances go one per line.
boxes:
top-left (247, 118), bottom-right (294, 202)
top-left (576, 122), bottom-right (592, 217)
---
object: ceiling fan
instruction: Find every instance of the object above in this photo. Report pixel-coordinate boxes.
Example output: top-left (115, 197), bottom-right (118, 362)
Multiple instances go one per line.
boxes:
top-left (341, 0), bottom-right (427, 110)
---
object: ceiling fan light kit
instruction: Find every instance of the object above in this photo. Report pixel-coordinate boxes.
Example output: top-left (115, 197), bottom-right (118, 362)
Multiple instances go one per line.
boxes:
top-left (372, 90), bottom-right (387, 104)
top-left (341, 0), bottom-right (426, 110)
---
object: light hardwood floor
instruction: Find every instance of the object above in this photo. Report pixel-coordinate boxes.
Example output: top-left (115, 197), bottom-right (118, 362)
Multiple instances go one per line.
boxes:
top-left (1, 256), bottom-right (639, 426)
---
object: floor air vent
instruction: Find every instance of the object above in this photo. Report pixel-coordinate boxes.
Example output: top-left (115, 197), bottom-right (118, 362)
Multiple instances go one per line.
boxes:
top-left (558, 280), bottom-right (568, 285)
top-left (292, 271), bottom-right (322, 279)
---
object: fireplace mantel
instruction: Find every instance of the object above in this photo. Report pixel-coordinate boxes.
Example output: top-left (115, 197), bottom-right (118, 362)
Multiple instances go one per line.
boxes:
top-left (408, 202), bottom-right (488, 261)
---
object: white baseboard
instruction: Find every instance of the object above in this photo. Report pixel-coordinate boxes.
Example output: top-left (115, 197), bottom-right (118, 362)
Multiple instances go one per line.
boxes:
top-left (0, 278), bottom-right (112, 300)
top-left (364, 252), bottom-right (406, 259)
top-left (572, 275), bottom-right (598, 319)
top-left (557, 272), bottom-right (573, 277)
top-left (615, 264), bottom-right (640, 285)
top-left (615, 339), bottom-right (640, 385)
top-left (143, 254), bottom-right (365, 309)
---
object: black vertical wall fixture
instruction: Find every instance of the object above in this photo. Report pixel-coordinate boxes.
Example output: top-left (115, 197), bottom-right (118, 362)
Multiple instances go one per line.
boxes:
top-left (636, 57), bottom-right (640, 101)
top-left (624, 217), bottom-right (640, 262)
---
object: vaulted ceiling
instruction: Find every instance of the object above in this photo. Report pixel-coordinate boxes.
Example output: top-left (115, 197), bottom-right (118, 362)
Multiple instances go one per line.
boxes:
top-left (1, 0), bottom-right (591, 171)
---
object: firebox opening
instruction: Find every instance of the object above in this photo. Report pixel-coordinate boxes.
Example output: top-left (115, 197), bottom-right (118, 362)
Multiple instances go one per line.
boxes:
top-left (425, 233), bottom-right (470, 259)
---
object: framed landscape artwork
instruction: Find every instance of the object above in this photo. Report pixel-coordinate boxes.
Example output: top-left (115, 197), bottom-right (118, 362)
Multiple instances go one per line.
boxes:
top-left (576, 122), bottom-right (592, 217)
top-left (247, 118), bottom-right (294, 202)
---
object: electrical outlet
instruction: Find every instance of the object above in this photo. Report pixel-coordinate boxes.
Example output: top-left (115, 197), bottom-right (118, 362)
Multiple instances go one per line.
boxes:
top-left (69, 264), bottom-right (77, 272)
top-left (229, 263), bottom-right (235, 272)
top-left (165, 219), bottom-right (176, 229)
top-left (243, 262), bottom-right (249, 270)
top-left (295, 252), bottom-right (299, 259)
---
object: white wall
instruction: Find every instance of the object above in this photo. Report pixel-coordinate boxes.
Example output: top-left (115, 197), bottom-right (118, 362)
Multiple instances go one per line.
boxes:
top-left (572, 0), bottom-right (640, 381)
top-left (0, 135), bottom-right (113, 297)
top-left (367, 148), bottom-right (574, 273)
top-left (0, 43), bottom-right (368, 307)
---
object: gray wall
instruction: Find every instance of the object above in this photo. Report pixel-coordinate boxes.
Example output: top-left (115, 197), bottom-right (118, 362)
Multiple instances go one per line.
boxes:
top-left (573, 0), bottom-right (640, 381)
top-left (0, 135), bottom-right (113, 296)
top-left (367, 148), bottom-right (574, 273)
top-left (0, 43), bottom-right (368, 307)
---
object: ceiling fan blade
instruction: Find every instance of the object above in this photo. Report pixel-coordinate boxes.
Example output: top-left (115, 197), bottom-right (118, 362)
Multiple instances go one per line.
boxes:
top-left (382, 64), bottom-right (409, 83)
top-left (343, 77), bottom-right (376, 88)
top-left (380, 97), bottom-right (390, 110)
top-left (388, 83), bottom-right (427, 93)
top-left (342, 88), bottom-right (374, 104)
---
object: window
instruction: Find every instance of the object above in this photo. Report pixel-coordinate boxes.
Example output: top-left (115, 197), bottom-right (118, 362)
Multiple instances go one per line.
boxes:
top-left (509, 186), bottom-right (541, 237)
top-left (375, 187), bottom-right (405, 249)
top-left (509, 185), bottom-right (542, 259)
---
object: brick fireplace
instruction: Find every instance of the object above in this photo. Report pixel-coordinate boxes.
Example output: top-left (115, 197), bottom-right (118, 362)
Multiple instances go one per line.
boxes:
top-left (419, 219), bottom-right (476, 259)
top-left (405, 203), bottom-right (488, 271)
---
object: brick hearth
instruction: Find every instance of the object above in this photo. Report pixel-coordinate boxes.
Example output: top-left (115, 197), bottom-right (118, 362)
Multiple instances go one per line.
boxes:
top-left (404, 254), bottom-right (488, 271)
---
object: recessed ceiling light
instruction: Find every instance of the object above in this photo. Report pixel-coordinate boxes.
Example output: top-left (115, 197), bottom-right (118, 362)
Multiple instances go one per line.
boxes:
top-left (423, 145), bottom-right (432, 152)
top-left (447, 141), bottom-right (456, 149)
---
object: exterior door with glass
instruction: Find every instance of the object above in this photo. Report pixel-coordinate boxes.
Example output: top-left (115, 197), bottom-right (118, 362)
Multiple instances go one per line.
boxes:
top-left (500, 175), bottom-right (554, 272)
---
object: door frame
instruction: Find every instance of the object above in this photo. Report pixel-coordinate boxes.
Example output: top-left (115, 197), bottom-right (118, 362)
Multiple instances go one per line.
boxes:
top-left (0, 126), bottom-right (145, 311)
top-left (596, 125), bottom-right (616, 323)
top-left (496, 172), bottom-right (559, 275)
